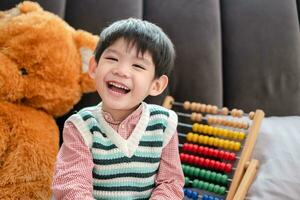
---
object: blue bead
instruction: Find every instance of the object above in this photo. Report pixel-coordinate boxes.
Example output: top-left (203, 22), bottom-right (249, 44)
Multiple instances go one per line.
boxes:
top-left (186, 189), bottom-right (193, 198)
top-left (209, 196), bottom-right (214, 200)
top-left (202, 194), bottom-right (208, 200)
top-left (192, 191), bottom-right (198, 200)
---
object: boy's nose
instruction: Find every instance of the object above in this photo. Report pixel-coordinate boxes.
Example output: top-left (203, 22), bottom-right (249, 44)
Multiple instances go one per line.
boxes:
top-left (112, 64), bottom-right (130, 78)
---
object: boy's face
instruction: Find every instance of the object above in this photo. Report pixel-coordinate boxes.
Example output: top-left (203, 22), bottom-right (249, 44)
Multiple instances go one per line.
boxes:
top-left (89, 38), bottom-right (168, 117)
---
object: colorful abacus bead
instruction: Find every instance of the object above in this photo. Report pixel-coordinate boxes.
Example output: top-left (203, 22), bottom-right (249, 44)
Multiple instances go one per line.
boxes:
top-left (182, 143), bottom-right (236, 161)
top-left (186, 133), bottom-right (241, 151)
top-left (184, 189), bottom-right (224, 200)
top-left (182, 164), bottom-right (229, 185)
top-left (180, 153), bottom-right (232, 173)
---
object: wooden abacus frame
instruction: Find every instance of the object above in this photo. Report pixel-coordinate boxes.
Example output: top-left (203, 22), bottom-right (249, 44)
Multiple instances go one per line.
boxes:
top-left (163, 96), bottom-right (264, 200)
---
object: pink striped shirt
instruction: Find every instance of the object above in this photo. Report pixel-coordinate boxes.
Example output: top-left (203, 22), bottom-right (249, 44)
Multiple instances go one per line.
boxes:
top-left (52, 105), bottom-right (184, 200)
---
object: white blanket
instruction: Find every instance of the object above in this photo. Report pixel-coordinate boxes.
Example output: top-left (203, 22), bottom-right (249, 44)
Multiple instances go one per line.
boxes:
top-left (247, 116), bottom-right (300, 199)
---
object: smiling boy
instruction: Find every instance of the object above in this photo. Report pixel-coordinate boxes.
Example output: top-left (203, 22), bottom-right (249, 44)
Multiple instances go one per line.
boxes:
top-left (52, 18), bottom-right (184, 200)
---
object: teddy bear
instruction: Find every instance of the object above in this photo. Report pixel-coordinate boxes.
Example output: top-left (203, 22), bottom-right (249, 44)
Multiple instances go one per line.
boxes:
top-left (0, 1), bottom-right (98, 199)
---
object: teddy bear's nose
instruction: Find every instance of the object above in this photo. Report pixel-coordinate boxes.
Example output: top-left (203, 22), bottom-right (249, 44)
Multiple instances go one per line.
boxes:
top-left (19, 68), bottom-right (28, 76)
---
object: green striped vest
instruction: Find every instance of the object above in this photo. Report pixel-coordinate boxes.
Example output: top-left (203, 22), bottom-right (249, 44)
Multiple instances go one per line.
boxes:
top-left (67, 102), bottom-right (178, 200)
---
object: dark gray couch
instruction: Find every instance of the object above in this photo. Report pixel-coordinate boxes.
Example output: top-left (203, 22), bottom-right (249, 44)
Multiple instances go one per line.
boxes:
top-left (1, 0), bottom-right (300, 116)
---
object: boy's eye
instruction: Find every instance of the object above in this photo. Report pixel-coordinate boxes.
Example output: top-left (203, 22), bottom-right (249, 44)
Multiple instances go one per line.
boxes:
top-left (106, 57), bottom-right (118, 61)
top-left (132, 64), bottom-right (145, 70)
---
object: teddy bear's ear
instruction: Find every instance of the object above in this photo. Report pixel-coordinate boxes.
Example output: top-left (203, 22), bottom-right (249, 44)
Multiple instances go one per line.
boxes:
top-left (73, 30), bottom-right (99, 93)
top-left (18, 1), bottom-right (43, 13)
top-left (0, 1), bottom-right (42, 20)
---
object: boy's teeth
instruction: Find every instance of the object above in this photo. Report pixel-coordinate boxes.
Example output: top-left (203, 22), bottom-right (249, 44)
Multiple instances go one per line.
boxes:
top-left (109, 82), bottom-right (129, 90)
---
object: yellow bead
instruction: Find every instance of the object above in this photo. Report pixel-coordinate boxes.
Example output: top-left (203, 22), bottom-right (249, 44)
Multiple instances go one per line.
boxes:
top-left (186, 132), bottom-right (194, 141)
top-left (192, 123), bottom-right (198, 132)
top-left (213, 138), bottom-right (220, 147)
top-left (198, 135), bottom-right (204, 144)
top-left (218, 139), bottom-right (225, 148)
top-left (214, 128), bottom-right (221, 137)
top-left (202, 136), bottom-right (209, 144)
top-left (238, 132), bottom-right (245, 140)
top-left (229, 141), bottom-right (235, 150)
top-left (211, 127), bottom-right (217, 136)
top-left (203, 125), bottom-right (208, 134)
top-left (223, 140), bottom-right (229, 149)
top-left (197, 124), bottom-right (203, 132)
top-left (208, 137), bottom-right (214, 146)
top-left (222, 129), bottom-right (229, 138)
top-left (192, 134), bottom-right (198, 143)
top-left (207, 126), bottom-right (214, 135)
top-left (231, 131), bottom-right (238, 140)
top-left (233, 142), bottom-right (241, 151)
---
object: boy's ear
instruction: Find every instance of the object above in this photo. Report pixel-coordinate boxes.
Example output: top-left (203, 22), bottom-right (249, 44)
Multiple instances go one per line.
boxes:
top-left (149, 75), bottom-right (169, 96)
top-left (88, 56), bottom-right (97, 79)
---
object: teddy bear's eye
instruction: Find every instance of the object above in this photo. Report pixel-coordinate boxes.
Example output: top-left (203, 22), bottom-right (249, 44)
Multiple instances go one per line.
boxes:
top-left (19, 68), bottom-right (28, 76)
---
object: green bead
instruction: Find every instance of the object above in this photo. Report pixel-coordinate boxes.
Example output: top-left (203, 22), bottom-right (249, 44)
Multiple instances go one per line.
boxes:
top-left (219, 186), bottom-right (226, 195)
top-left (198, 181), bottom-right (204, 189)
top-left (184, 177), bottom-right (190, 186)
top-left (200, 169), bottom-right (206, 178)
top-left (203, 182), bottom-right (209, 190)
top-left (213, 185), bottom-right (220, 193)
top-left (190, 167), bottom-right (195, 176)
top-left (221, 174), bottom-right (228, 184)
top-left (210, 172), bottom-right (217, 181)
top-left (216, 174), bottom-right (222, 182)
top-left (194, 168), bottom-right (200, 177)
top-left (208, 183), bottom-right (214, 192)
top-left (192, 179), bottom-right (199, 188)
top-left (204, 171), bottom-right (211, 180)
top-left (186, 166), bottom-right (192, 175)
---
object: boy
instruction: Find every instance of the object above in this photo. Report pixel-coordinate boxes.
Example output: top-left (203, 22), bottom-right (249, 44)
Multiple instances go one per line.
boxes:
top-left (52, 18), bottom-right (184, 200)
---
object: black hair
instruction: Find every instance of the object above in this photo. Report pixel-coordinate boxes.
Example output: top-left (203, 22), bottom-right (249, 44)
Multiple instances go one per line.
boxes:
top-left (94, 18), bottom-right (175, 78)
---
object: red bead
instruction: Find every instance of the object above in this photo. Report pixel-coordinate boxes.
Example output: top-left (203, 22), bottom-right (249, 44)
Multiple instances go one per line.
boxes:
top-left (213, 149), bottom-right (219, 158)
top-left (187, 144), bottom-right (193, 152)
top-left (209, 160), bottom-right (216, 169)
top-left (182, 143), bottom-right (188, 151)
top-left (219, 162), bottom-right (226, 171)
top-left (229, 152), bottom-right (236, 161)
top-left (219, 150), bottom-right (225, 159)
top-left (194, 156), bottom-right (200, 165)
top-left (180, 153), bottom-right (185, 161)
top-left (192, 144), bottom-right (198, 153)
top-left (204, 159), bottom-right (210, 167)
top-left (225, 163), bottom-right (232, 173)
top-left (208, 148), bottom-right (214, 156)
top-left (198, 146), bottom-right (204, 154)
top-left (223, 152), bottom-right (230, 160)
top-left (203, 147), bottom-right (209, 155)
top-left (183, 153), bottom-right (189, 162)
top-left (198, 157), bottom-right (205, 166)
top-left (214, 161), bottom-right (221, 170)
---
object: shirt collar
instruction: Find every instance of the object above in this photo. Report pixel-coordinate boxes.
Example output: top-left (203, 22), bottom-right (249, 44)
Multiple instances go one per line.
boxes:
top-left (102, 104), bottom-right (143, 125)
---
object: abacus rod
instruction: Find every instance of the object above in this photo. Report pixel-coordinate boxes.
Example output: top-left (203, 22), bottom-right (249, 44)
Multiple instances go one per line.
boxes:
top-left (172, 101), bottom-right (183, 106)
top-left (178, 122), bottom-right (193, 128)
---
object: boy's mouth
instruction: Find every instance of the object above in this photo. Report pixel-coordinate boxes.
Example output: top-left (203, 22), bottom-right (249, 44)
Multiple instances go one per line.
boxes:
top-left (107, 81), bottom-right (131, 94)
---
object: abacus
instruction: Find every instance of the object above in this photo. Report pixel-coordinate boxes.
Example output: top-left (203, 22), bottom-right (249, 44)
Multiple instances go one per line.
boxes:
top-left (163, 96), bottom-right (264, 200)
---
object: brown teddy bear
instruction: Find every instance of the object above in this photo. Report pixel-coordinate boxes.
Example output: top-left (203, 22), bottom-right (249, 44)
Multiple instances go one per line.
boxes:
top-left (0, 1), bottom-right (98, 199)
